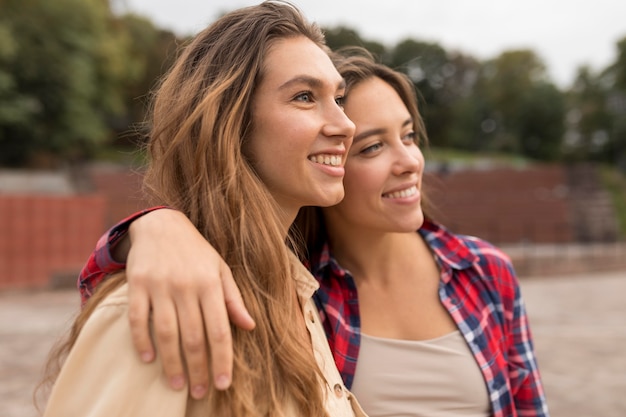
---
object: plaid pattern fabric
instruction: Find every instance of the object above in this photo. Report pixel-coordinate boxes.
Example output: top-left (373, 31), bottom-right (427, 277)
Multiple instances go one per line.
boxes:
top-left (310, 219), bottom-right (549, 417)
top-left (78, 211), bottom-right (548, 416)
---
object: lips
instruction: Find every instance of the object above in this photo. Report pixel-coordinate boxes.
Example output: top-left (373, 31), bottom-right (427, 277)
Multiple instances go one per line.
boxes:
top-left (308, 154), bottom-right (342, 166)
top-left (382, 185), bottom-right (418, 199)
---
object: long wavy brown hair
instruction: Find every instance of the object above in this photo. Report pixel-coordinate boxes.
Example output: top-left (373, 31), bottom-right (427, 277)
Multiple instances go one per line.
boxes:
top-left (40, 2), bottom-right (330, 416)
top-left (292, 48), bottom-right (432, 254)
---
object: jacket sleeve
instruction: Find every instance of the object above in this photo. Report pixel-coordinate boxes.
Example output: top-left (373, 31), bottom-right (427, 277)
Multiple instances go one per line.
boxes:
top-left (44, 284), bottom-right (191, 417)
top-left (77, 206), bottom-right (168, 306)
top-left (505, 266), bottom-right (550, 417)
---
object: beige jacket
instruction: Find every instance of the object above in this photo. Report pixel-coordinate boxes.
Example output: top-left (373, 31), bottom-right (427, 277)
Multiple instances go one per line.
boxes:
top-left (43, 254), bottom-right (367, 417)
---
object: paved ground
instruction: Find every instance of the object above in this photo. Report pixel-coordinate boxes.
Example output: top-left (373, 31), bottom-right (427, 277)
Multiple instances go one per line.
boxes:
top-left (1, 269), bottom-right (625, 417)
top-left (520, 270), bottom-right (626, 416)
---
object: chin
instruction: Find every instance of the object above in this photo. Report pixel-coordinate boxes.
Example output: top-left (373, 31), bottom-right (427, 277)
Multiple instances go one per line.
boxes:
top-left (401, 214), bottom-right (425, 232)
top-left (316, 189), bottom-right (344, 208)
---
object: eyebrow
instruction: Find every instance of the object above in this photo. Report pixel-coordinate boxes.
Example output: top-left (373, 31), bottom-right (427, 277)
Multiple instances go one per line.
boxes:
top-left (278, 75), bottom-right (346, 91)
top-left (354, 117), bottom-right (414, 143)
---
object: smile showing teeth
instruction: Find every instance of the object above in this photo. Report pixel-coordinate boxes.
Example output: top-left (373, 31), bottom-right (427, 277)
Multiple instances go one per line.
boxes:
top-left (308, 154), bottom-right (342, 166)
top-left (383, 185), bottom-right (418, 199)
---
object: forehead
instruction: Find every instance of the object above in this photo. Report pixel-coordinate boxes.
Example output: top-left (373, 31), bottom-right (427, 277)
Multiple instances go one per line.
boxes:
top-left (345, 77), bottom-right (408, 119)
top-left (258, 36), bottom-right (342, 90)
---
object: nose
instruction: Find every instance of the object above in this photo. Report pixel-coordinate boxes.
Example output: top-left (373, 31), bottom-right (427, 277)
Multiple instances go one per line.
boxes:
top-left (391, 141), bottom-right (421, 176)
top-left (322, 102), bottom-right (355, 146)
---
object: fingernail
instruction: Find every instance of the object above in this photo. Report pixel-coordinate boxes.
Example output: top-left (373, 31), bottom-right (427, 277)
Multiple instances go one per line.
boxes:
top-left (215, 374), bottom-right (230, 390)
top-left (140, 351), bottom-right (154, 362)
top-left (170, 375), bottom-right (185, 390)
top-left (192, 384), bottom-right (207, 398)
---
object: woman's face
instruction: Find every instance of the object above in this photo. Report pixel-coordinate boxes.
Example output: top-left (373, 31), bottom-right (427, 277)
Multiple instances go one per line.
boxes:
top-left (247, 36), bottom-right (354, 221)
top-left (324, 76), bottom-right (425, 234)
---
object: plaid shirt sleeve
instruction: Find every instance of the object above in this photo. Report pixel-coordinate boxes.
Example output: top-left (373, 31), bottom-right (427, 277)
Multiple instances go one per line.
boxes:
top-left (77, 206), bottom-right (168, 306)
top-left (461, 236), bottom-right (549, 417)
top-left (506, 266), bottom-right (550, 416)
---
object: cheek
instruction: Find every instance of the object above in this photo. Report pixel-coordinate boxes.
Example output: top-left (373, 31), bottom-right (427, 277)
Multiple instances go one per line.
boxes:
top-left (413, 147), bottom-right (425, 167)
top-left (342, 164), bottom-right (377, 202)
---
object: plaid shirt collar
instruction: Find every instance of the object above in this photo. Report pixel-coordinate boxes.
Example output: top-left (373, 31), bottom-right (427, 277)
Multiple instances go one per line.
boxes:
top-left (311, 218), bottom-right (478, 281)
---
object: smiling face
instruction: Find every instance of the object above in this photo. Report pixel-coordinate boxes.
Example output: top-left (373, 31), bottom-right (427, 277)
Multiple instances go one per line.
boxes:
top-left (323, 76), bottom-right (425, 234)
top-left (246, 36), bottom-right (355, 222)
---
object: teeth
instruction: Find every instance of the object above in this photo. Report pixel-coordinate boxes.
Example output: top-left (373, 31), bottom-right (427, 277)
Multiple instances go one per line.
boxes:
top-left (383, 186), bottom-right (417, 199)
top-left (308, 154), bottom-right (341, 166)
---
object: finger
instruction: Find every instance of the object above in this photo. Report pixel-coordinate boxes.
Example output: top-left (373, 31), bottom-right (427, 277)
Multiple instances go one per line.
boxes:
top-left (127, 286), bottom-right (155, 363)
top-left (175, 295), bottom-right (210, 399)
top-left (220, 262), bottom-right (255, 331)
top-left (151, 297), bottom-right (186, 390)
top-left (200, 276), bottom-right (233, 391)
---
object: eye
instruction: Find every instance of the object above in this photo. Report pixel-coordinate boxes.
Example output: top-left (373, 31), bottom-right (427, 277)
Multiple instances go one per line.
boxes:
top-left (402, 131), bottom-right (417, 144)
top-left (360, 142), bottom-right (383, 155)
top-left (294, 91), bottom-right (313, 103)
top-left (335, 95), bottom-right (345, 108)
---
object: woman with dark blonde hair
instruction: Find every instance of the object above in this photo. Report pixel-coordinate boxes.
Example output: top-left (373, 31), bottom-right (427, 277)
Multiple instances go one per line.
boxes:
top-left (40, 2), bottom-right (365, 416)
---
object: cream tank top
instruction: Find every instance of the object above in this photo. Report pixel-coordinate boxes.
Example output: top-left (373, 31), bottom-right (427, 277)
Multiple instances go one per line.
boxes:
top-left (350, 330), bottom-right (491, 416)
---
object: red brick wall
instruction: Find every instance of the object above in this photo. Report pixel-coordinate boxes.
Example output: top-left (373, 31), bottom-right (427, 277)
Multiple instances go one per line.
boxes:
top-left (424, 165), bottom-right (573, 244)
top-left (87, 167), bottom-right (148, 228)
top-left (0, 195), bottom-right (106, 290)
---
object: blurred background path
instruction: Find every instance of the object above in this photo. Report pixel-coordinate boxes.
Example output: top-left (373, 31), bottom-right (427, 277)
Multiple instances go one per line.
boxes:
top-left (1, 269), bottom-right (625, 417)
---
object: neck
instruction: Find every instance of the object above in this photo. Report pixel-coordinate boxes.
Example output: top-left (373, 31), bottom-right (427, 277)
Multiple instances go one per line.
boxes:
top-left (327, 227), bottom-right (425, 285)
top-left (277, 206), bottom-right (298, 240)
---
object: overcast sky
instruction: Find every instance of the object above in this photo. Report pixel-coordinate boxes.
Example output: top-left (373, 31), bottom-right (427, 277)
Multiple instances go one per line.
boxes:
top-left (115, 0), bottom-right (626, 88)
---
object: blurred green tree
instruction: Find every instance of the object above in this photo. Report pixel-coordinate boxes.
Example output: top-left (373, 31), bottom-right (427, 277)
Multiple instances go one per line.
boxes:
top-left (0, 0), bottom-right (141, 166)
top-left (565, 66), bottom-right (612, 161)
top-left (472, 49), bottom-right (565, 158)
top-left (323, 26), bottom-right (386, 59)
top-left (387, 39), bottom-right (453, 146)
top-left (566, 35), bottom-right (626, 168)
top-left (3, 2), bottom-right (621, 168)
top-left (516, 82), bottom-right (566, 160)
top-left (108, 14), bottom-right (178, 147)
top-left (604, 37), bottom-right (626, 170)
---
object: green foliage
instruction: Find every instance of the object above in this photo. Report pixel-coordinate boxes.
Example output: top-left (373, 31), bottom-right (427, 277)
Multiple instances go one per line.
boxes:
top-left (610, 38), bottom-right (626, 90)
top-left (0, 21), bottom-right (36, 128)
top-left (111, 15), bottom-right (178, 139)
top-left (387, 40), bottom-right (454, 146)
top-left (565, 37), bottom-right (626, 167)
top-left (566, 66), bottom-right (612, 160)
top-left (0, 0), bottom-right (178, 167)
top-left (462, 50), bottom-right (566, 158)
top-left (516, 82), bottom-right (566, 160)
top-left (0, 0), bottom-right (110, 165)
top-left (323, 26), bottom-right (386, 58)
top-left (0, 3), bottom-right (624, 170)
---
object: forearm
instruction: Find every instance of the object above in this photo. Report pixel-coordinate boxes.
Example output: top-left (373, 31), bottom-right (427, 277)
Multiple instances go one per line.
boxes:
top-left (77, 206), bottom-right (169, 305)
top-left (78, 205), bottom-right (251, 395)
top-left (510, 294), bottom-right (550, 415)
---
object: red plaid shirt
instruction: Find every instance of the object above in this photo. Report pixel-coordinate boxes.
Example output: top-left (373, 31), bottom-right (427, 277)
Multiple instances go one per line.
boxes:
top-left (310, 219), bottom-right (549, 417)
top-left (78, 210), bottom-right (549, 417)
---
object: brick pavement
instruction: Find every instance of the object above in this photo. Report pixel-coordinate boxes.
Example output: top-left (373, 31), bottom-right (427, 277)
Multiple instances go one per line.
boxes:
top-left (521, 270), bottom-right (626, 416)
top-left (1, 270), bottom-right (625, 417)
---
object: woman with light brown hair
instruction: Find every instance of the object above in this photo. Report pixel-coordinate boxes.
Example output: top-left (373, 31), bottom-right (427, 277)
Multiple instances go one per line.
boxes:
top-left (40, 2), bottom-right (365, 416)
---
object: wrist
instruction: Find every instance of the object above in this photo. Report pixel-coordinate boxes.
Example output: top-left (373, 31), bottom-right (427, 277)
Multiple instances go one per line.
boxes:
top-left (110, 206), bottom-right (171, 263)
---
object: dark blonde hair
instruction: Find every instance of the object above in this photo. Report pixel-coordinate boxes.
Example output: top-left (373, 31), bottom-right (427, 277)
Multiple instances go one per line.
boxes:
top-left (293, 47), bottom-right (431, 252)
top-left (42, 2), bottom-right (329, 416)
